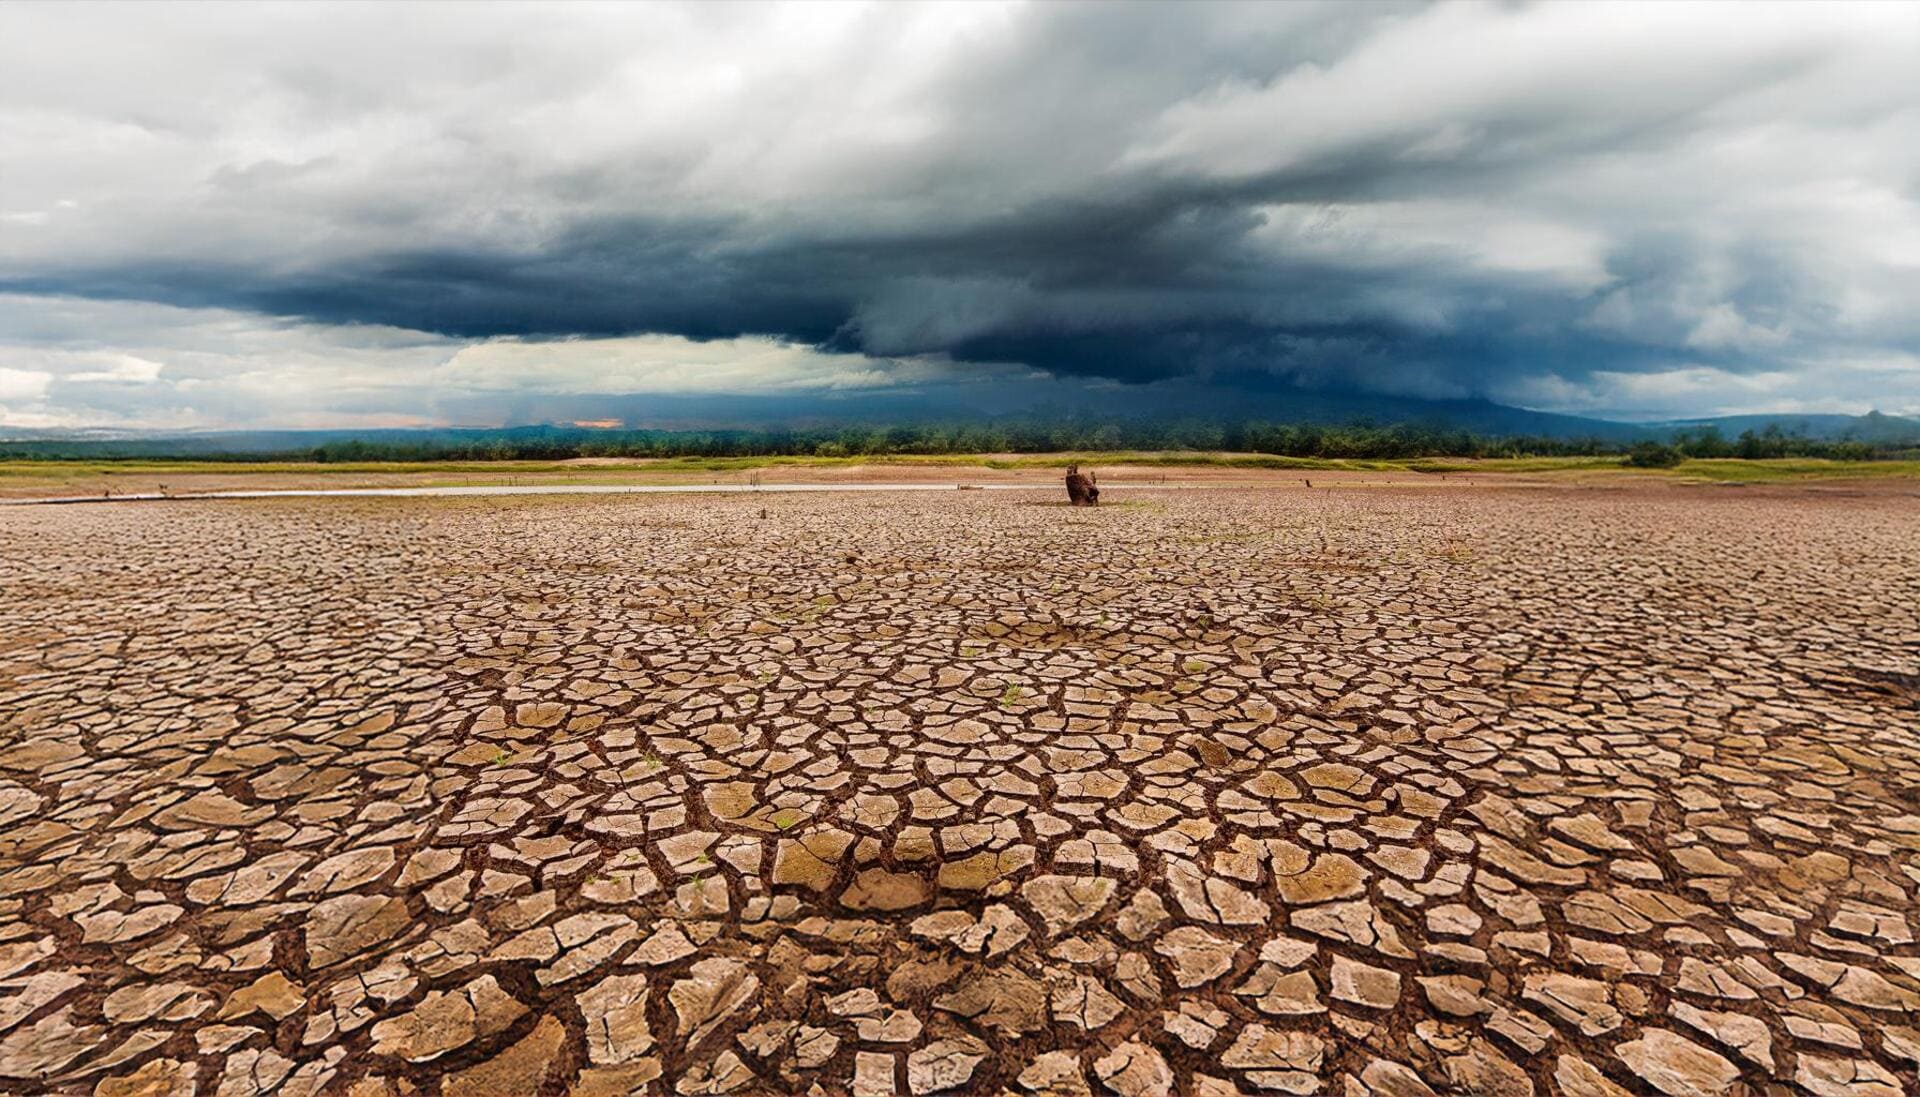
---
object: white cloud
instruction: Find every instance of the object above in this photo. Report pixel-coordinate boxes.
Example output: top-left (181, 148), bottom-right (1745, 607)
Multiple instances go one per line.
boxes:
top-left (0, 294), bottom-right (988, 430)
top-left (1496, 357), bottom-right (1920, 420)
top-left (1252, 201), bottom-right (1612, 292)
top-left (1684, 305), bottom-right (1789, 352)
top-left (0, 367), bottom-right (51, 401)
top-left (67, 354), bottom-right (166, 384)
top-left (434, 334), bottom-right (989, 395)
top-left (0, 2), bottom-right (1916, 425)
top-left (1120, 3), bottom-right (1912, 179)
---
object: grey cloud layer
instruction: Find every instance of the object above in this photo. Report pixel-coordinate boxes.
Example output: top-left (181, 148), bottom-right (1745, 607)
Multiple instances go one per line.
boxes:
top-left (2, 0), bottom-right (1917, 426)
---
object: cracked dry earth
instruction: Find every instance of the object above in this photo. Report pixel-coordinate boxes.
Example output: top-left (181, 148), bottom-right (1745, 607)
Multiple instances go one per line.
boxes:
top-left (1, 487), bottom-right (1918, 1097)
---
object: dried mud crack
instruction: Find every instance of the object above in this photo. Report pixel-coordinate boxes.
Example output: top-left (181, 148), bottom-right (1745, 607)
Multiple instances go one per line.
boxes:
top-left (1, 485), bottom-right (1918, 1096)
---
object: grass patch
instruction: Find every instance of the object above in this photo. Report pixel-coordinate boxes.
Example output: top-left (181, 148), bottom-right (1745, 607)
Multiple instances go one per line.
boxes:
top-left (0, 459), bottom-right (592, 478)
top-left (1664, 458), bottom-right (1920, 482)
top-left (1408, 456), bottom-right (1920, 481)
top-left (977, 452), bottom-right (1400, 471)
top-left (1405, 456), bottom-right (1626, 474)
top-left (3, 452), bottom-right (1916, 487)
top-left (0, 451), bottom-right (1493, 479)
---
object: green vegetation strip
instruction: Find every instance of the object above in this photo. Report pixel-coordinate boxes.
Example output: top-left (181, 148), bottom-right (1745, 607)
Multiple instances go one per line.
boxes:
top-left (3, 453), bottom-right (1918, 486)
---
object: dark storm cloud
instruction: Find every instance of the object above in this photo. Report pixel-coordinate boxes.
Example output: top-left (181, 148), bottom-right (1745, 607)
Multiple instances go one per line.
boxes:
top-left (1, 0), bottom-right (1918, 428)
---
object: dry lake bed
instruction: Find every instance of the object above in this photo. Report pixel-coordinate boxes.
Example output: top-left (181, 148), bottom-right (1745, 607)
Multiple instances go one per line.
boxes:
top-left (1, 482), bottom-right (1918, 1096)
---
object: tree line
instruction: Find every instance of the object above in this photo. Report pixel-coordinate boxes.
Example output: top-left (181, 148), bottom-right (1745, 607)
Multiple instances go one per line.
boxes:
top-left (1624, 425), bottom-right (1904, 467)
top-left (2, 420), bottom-right (1914, 464)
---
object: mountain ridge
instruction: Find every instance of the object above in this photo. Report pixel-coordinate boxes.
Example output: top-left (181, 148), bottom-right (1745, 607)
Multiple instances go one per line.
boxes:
top-left (4, 392), bottom-right (1916, 453)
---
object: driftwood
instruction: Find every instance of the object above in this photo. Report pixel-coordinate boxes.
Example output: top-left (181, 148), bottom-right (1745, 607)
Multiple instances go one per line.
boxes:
top-left (1065, 465), bottom-right (1099, 506)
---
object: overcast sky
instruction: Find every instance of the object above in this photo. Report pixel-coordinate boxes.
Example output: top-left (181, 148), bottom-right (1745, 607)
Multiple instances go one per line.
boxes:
top-left (2, 0), bottom-right (1917, 431)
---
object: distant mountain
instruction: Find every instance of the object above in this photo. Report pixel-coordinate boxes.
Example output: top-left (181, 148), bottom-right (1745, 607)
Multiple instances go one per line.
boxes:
top-left (1655, 410), bottom-right (1920, 444)
top-left (4, 385), bottom-right (1916, 454)
top-left (1035, 386), bottom-right (1652, 441)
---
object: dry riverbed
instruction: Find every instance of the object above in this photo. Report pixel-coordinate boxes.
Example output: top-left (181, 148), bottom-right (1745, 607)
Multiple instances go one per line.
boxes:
top-left (1, 484), bottom-right (1917, 1095)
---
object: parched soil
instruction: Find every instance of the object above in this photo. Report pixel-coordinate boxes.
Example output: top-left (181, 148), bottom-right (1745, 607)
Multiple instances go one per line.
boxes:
top-left (0, 458), bottom-right (1473, 501)
top-left (0, 485), bottom-right (1917, 1096)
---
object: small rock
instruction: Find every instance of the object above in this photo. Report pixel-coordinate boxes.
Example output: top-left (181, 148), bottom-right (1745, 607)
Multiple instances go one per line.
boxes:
top-left (907, 1037), bottom-right (989, 1095)
top-left (1615, 1029), bottom-right (1739, 1097)
top-left (1093, 1040), bottom-right (1174, 1097)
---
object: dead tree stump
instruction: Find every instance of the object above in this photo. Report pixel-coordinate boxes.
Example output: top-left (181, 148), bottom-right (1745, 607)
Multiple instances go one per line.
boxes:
top-left (1065, 465), bottom-right (1099, 506)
